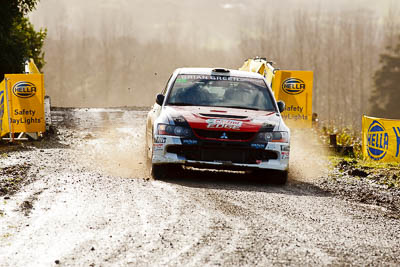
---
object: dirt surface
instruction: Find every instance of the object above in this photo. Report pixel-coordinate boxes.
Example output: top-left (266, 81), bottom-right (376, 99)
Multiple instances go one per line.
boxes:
top-left (1, 108), bottom-right (400, 266)
top-left (319, 159), bottom-right (400, 219)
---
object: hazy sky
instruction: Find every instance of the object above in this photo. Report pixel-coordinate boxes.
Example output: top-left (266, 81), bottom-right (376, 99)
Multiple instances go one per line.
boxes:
top-left (30, 0), bottom-right (398, 48)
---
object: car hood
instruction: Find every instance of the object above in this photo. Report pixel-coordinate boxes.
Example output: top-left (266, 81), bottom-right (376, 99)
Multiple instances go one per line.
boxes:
top-left (163, 105), bottom-right (281, 132)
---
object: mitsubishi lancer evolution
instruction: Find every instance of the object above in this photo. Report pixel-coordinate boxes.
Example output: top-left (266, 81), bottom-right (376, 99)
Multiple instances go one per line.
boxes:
top-left (146, 68), bottom-right (290, 184)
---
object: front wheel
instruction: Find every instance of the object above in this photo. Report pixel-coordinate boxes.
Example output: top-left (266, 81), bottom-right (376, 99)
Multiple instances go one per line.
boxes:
top-left (151, 164), bottom-right (182, 180)
top-left (253, 169), bottom-right (288, 185)
top-left (151, 164), bottom-right (167, 180)
top-left (273, 170), bottom-right (288, 185)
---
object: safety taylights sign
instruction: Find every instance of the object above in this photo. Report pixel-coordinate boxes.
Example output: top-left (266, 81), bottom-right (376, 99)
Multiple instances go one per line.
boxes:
top-left (0, 74), bottom-right (45, 136)
top-left (272, 71), bottom-right (313, 128)
top-left (362, 115), bottom-right (400, 162)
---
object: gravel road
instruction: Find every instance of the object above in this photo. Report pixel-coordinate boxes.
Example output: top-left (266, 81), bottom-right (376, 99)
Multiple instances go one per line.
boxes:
top-left (0, 108), bottom-right (399, 266)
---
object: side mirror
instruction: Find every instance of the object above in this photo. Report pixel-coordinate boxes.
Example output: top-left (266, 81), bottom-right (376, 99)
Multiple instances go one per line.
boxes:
top-left (277, 100), bottom-right (285, 113)
top-left (156, 94), bottom-right (165, 106)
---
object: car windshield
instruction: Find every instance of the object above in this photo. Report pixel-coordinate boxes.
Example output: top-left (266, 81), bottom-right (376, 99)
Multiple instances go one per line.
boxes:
top-left (166, 74), bottom-right (276, 111)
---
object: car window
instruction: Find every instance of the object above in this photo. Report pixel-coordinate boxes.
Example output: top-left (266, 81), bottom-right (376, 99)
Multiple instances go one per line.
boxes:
top-left (166, 74), bottom-right (276, 111)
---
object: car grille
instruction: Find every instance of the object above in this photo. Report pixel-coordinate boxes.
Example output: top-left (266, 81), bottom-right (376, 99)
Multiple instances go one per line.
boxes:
top-left (193, 129), bottom-right (257, 141)
top-left (167, 144), bottom-right (278, 164)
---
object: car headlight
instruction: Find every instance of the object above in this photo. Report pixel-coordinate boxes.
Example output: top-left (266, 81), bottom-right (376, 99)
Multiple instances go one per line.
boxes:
top-left (256, 131), bottom-right (289, 143)
top-left (157, 124), bottom-right (192, 137)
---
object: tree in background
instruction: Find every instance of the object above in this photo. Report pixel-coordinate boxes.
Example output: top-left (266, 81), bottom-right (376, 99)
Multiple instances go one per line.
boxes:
top-left (370, 36), bottom-right (400, 119)
top-left (0, 0), bottom-right (46, 79)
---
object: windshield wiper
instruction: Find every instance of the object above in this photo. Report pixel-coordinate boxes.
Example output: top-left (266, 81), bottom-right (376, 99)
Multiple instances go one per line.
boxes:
top-left (214, 105), bottom-right (261, 111)
top-left (167, 102), bottom-right (195, 106)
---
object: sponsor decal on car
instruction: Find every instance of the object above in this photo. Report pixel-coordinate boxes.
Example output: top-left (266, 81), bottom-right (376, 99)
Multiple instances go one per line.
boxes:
top-left (154, 137), bottom-right (166, 143)
top-left (206, 119), bottom-right (243, 130)
top-left (251, 143), bottom-right (266, 149)
top-left (179, 75), bottom-right (265, 86)
top-left (182, 139), bottom-right (198, 145)
top-left (153, 143), bottom-right (164, 151)
top-left (281, 144), bottom-right (290, 159)
top-left (281, 145), bottom-right (290, 151)
top-left (281, 151), bottom-right (290, 159)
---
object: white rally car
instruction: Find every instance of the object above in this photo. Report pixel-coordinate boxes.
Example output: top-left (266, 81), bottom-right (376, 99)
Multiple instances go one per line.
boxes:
top-left (146, 68), bottom-right (290, 184)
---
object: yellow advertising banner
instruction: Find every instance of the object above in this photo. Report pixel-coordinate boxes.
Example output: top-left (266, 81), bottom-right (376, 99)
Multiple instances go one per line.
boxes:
top-left (362, 115), bottom-right (400, 162)
top-left (272, 70), bottom-right (313, 128)
top-left (1, 74), bottom-right (45, 135)
top-left (0, 80), bottom-right (5, 136)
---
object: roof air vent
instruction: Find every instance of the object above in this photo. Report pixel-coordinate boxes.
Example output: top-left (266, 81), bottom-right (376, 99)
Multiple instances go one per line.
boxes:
top-left (212, 68), bottom-right (230, 73)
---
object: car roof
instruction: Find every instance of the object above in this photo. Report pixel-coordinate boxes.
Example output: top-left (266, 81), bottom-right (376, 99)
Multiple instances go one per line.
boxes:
top-left (175, 68), bottom-right (265, 79)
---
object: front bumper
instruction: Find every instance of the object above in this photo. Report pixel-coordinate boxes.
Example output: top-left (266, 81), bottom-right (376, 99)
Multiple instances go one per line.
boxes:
top-left (152, 135), bottom-right (289, 171)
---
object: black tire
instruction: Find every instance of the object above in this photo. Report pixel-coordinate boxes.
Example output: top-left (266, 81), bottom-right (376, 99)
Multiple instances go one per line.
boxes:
top-left (273, 170), bottom-right (288, 185)
top-left (151, 164), bottom-right (167, 180)
top-left (253, 169), bottom-right (288, 185)
top-left (151, 164), bottom-right (182, 180)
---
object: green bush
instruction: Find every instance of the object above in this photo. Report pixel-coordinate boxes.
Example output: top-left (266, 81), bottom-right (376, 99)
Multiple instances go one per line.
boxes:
top-left (0, 0), bottom-right (46, 79)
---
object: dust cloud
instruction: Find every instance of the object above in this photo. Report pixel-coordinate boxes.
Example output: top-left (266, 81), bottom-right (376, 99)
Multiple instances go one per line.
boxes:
top-left (82, 126), bottom-right (149, 179)
top-left (289, 129), bottom-right (329, 182)
top-left (69, 109), bottom-right (150, 179)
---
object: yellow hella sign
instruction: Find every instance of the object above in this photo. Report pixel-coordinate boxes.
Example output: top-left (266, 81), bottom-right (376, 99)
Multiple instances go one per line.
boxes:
top-left (273, 71), bottom-right (313, 128)
top-left (362, 116), bottom-right (400, 163)
top-left (2, 74), bottom-right (45, 134)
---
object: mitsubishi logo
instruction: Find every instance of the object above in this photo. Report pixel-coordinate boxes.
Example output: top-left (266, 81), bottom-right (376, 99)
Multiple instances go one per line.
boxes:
top-left (220, 132), bottom-right (228, 139)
